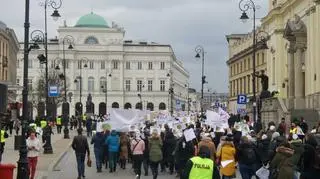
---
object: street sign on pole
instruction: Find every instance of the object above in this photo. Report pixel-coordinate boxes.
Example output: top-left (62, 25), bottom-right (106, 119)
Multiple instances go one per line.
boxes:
top-left (237, 94), bottom-right (247, 104)
top-left (48, 86), bottom-right (59, 97)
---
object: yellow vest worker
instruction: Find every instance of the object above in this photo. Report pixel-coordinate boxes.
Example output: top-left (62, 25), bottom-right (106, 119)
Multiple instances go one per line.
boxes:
top-left (189, 156), bottom-right (214, 179)
top-left (0, 130), bottom-right (6, 143)
top-left (290, 127), bottom-right (297, 134)
top-left (83, 114), bottom-right (87, 121)
top-left (40, 120), bottom-right (47, 129)
top-left (56, 117), bottom-right (62, 125)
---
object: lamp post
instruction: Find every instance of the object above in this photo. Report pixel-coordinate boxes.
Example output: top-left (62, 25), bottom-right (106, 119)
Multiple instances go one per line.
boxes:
top-left (185, 83), bottom-right (190, 115)
top-left (17, 1), bottom-right (31, 178)
top-left (101, 73), bottom-right (112, 114)
top-left (238, 0), bottom-right (268, 131)
top-left (167, 73), bottom-right (174, 116)
top-left (74, 58), bottom-right (88, 111)
top-left (195, 45), bottom-right (206, 118)
top-left (39, 0), bottom-right (62, 118)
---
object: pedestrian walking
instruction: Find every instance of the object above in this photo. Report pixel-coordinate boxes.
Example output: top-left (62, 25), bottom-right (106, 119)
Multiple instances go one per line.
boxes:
top-left (14, 118), bottom-right (21, 135)
top-left (119, 132), bottom-right (129, 169)
top-left (131, 130), bottom-right (145, 179)
top-left (72, 128), bottom-right (90, 179)
top-left (181, 145), bottom-right (220, 179)
top-left (91, 131), bottom-right (104, 172)
top-left (236, 136), bottom-right (260, 179)
top-left (0, 126), bottom-right (9, 163)
top-left (27, 131), bottom-right (41, 179)
top-left (149, 129), bottom-right (162, 179)
top-left (105, 129), bottom-right (120, 173)
top-left (216, 134), bottom-right (236, 179)
top-left (162, 129), bottom-right (176, 175)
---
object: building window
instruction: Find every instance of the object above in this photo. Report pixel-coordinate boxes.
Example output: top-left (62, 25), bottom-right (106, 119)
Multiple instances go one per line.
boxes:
top-left (137, 80), bottom-right (142, 92)
top-left (100, 77), bottom-right (106, 92)
top-left (16, 79), bottom-right (20, 85)
top-left (28, 79), bottom-right (32, 91)
top-left (77, 61), bottom-right (82, 69)
top-left (138, 62), bottom-right (142, 70)
top-left (160, 62), bottom-right (165, 70)
top-left (85, 36), bottom-right (99, 44)
top-left (89, 61), bottom-right (94, 69)
top-left (112, 60), bottom-right (119, 69)
top-left (88, 77), bottom-right (94, 92)
top-left (64, 61), bottom-right (69, 69)
top-left (101, 61), bottom-right (105, 69)
top-left (28, 59), bottom-right (32, 68)
top-left (160, 80), bottom-right (165, 91)
top-left (75, 76), bottom-right (81, 90)
top-left (125, 80), bottom-right (131, 91)
top-left (126, 62), bottom-right (130, 70)
top-left (148, 62), bottom-right (153, 70)
top-left (147, 80), bottom-right (153, 91)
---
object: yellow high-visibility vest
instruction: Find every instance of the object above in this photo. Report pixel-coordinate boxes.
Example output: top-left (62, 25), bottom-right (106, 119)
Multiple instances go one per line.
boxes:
top-left (290, 127), bottom-right (297, 134)
top-left (83, 114), bottom-right (87, 121)
top-left (56, 117), bottom-right (62, 125)
top-left (0, 130), bottom-right (6, 143)
top-left (189, 156), bottom-right (214, 179)
top-left (29, 123), bottom-right (37, 131)
top-left (40, 120), bottom-right (47, 128)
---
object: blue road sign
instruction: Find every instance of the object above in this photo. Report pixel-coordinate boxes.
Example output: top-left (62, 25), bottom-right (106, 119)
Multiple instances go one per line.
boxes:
top-left (237, 94), bottom-right (247, 104)
top-left (48, 86), bottom-right (59, 97)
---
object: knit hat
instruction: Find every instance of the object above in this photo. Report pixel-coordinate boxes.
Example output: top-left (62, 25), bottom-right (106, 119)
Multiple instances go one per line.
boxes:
top-left (271, 132), bottom-right (280, 140)
top-left (261, 134), bottom-right (268, 140)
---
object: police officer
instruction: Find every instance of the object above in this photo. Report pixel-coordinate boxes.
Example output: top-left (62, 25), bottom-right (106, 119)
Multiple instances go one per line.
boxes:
top-left (0, 126), bottom-right (9, 163)
top-left (40, 119), bottom-right (47, 143)
top-left (181, 146), bottom-right (220, 179)
top-left (56, 116), bottom-right (62, 134)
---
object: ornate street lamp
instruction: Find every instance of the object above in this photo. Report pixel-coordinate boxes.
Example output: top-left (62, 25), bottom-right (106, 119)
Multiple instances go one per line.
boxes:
top-left (195, 45), bottom-right (206, 118)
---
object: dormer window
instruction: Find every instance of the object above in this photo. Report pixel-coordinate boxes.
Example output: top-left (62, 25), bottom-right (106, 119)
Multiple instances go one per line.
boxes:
top-left (85, 36), bottom-right (99, 44)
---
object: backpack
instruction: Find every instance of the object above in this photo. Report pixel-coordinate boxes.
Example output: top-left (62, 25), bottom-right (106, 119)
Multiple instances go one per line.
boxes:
top-left (243, 145), bottom-right (258, 164)
top-left (314, 135), bottom-right (320, 169)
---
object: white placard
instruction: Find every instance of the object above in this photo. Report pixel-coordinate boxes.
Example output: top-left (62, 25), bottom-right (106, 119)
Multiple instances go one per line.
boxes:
top-left (183, 128), bottom-right (196, 142)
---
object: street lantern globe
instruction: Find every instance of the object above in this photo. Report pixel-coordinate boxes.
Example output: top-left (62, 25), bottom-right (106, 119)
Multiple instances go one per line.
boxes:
top-left (51, 10), bottom-right (61, 21)
top-left (55, 65), bottom-right (60, 70)
top-left (68, 44), bottom-right (73, 49)
top-left (195, 53), bottom-right (200, 58)
top-left (37, 54), bottom-right (47, 64)
top-left (166, 73), bottom-right (170, 77)
top-left (84, 63), bottom-right (88, 68)
top-left (240, 12), bottom-right (249, 23)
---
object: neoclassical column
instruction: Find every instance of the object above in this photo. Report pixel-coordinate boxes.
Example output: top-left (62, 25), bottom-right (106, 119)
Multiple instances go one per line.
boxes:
top-left (294, 33), bottom-right (307, 108)
top-left (287, 38), bottom-right (296, 110)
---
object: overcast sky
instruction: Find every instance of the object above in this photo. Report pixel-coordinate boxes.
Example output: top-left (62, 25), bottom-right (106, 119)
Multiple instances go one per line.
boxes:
top-left (0, 0), bottom-right (268, 93)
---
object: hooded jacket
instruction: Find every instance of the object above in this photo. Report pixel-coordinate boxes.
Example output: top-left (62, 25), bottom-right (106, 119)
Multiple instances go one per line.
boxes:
top-left (198, 136), bottom-right (216, 160)
top-left (106, 130), bottom-right (120, 152)
top-left (270, 146), bottom-right (295, 179)
top-left (149, 135), bottom-right (163, 162)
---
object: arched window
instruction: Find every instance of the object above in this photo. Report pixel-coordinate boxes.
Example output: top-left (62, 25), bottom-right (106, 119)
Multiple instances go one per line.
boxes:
top-left (124, 103), bottom-right (132, 109)
top-left (85, 36), bottom-right (99, 44)
top-left (159, 103), bottom-right (166, 110)
top-left (135, 102), bottom-right (142, 110)
top-left (88, 77), bottom-right (95, 92)
top-left (100, 77), bottom-right (106, 92)
top-left (112, 102), bottom-right (119, 108)
top-left (147, 102), bottom-right (154, 111)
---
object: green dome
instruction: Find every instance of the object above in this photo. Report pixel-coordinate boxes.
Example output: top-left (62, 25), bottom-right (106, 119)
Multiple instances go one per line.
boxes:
top-left (75, 12), bottom-right (109, 28)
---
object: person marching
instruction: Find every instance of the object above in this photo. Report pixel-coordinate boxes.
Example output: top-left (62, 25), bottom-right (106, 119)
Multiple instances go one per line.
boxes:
top-left (0, 126), bottom-right (9, 163)
top-left (181, 145), bottom-right (220, 179)
top-left (56, 115), bottom-right (62, 134)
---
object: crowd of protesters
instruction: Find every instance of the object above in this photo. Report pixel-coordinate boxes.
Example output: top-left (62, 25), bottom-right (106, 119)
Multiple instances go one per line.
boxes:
top-left (68, 114), bottom-right (320, 179)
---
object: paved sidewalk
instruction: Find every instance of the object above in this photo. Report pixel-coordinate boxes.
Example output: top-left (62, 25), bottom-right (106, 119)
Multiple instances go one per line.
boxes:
top-left (2, 127), bottom-right (77, 179)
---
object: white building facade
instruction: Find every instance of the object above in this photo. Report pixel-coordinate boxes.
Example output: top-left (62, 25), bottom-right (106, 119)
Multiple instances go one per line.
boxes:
top-left (16, 13), bottom-right (189, 117)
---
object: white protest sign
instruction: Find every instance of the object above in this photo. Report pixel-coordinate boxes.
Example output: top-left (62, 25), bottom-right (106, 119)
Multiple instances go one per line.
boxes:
top-left (183, 128), bottom-right (196, 142)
